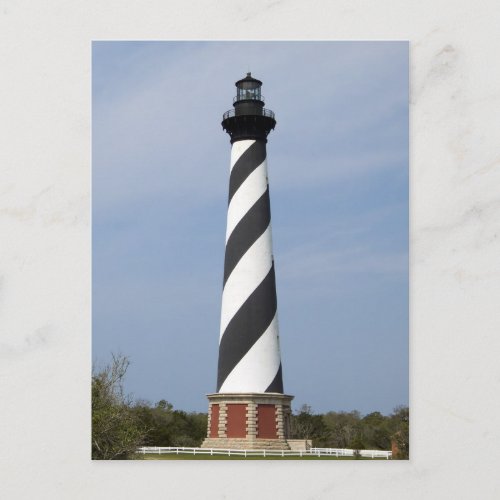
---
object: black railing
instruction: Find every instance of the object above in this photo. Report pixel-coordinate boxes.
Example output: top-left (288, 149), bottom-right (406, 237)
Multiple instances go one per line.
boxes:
top-left (223, 108), bottom-right (275, 120)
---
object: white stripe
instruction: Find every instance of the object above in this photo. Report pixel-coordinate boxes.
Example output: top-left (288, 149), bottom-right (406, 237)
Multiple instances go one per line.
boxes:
top-left (230, 139), bottom-right (255, 172)
top-left (219, 225), bottom-right (273, 339)
top-left (219, 314), bottom-right (281, 393)
top-left (226, 160), bottom-right (267, 243)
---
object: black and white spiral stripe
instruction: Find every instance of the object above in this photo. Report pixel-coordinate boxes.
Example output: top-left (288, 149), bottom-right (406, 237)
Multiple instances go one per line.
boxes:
top-left (217, 139), bottom-right (283, 394)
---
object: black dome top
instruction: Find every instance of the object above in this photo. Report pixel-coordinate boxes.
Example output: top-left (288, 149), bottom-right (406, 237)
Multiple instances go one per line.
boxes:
top-left (235, 72), bottom-right (262, 87)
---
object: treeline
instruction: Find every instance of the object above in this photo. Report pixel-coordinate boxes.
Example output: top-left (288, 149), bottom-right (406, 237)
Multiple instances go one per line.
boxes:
top-left (92, 355), bottom-right (408, 459)
top-left (132, 400), bottom-right (207, 448)
top-left (92, 355), bottom-right (207, 459)
top-left (290, 404), bottom-right (409, 458)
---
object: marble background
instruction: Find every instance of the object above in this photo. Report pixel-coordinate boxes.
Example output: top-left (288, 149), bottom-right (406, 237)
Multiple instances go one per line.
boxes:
top-left (1, 1), bottom-right (499, 498)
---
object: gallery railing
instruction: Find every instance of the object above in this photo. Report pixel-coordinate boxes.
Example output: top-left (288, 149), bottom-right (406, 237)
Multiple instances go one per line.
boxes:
top-left (222, 108), bottom-right (275, 121)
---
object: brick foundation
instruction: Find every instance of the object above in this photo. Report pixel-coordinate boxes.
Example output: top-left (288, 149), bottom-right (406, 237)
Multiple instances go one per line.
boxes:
top-left (201, 393), bottom-right (293, 450)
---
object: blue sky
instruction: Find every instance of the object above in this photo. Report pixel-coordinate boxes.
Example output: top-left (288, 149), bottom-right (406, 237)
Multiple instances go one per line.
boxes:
top-left (92, 41), bottom-right (408, 415)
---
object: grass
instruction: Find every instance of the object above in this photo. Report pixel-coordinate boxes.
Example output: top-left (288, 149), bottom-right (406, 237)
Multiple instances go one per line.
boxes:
top-left (139, 453), bottom-right (386, 460)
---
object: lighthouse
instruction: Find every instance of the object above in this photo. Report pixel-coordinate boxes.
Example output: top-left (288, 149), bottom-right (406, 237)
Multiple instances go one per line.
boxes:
top-left (202, 73), bottom-right (293, 450)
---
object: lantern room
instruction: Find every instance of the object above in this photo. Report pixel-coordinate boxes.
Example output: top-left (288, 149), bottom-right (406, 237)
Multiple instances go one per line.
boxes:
top-left (234, 72), bottom-right (263, 102)
top-left (222, 72), bottom-right (276, 143)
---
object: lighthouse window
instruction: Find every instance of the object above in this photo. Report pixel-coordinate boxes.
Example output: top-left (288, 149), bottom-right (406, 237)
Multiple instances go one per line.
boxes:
top-left (237, 86), bottom-right (261, 101)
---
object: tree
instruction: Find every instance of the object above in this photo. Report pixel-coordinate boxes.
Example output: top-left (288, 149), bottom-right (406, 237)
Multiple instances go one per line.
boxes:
top-left (131, 399), bottom-right (175, 446)
top-left (322, 410), bottom-right (361, 448)
top-left (92, 354), bottom-right (147, 459)
top-left (349, 435), bottom-right (365, 459)
top-left (290, 404), bottom-right (329, 446)
top-left (291, 404), bottom-right (315, 439)
top-left (360, 411), bottom-right (392, 450)
top-left (390, 405), bottom-right (409, 459)
top-left (131, 400), bottom-right (208, 447)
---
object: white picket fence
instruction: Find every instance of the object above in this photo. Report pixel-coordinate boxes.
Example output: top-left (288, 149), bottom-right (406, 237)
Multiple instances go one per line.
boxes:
top-left (310, 447), bottom-right (392, 459)
top-left (137, 446), bottom-right (392, 459)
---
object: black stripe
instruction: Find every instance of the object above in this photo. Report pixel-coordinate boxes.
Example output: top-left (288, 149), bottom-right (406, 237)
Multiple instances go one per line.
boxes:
top-left (223, 188), bottom-right (270, 286)
top-left (217, 265), bottom-right (278, 391)
top-left (265, 363), bottom-right (283, 393)
top-left (228, 141), bottom-right (266, 205)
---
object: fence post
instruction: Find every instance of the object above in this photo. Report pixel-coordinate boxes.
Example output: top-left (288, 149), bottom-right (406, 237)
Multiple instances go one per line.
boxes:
top-left (263, 450), bottom-right (266, 458)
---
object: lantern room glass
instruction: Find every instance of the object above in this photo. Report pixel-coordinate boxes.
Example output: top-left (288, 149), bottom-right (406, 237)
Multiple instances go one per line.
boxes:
top-left (236, 82), bottom-right (262, 101)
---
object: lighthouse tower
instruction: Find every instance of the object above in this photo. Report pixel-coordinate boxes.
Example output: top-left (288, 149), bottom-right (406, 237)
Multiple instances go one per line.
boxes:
top-left (202, 73), bottom-right (293, 450)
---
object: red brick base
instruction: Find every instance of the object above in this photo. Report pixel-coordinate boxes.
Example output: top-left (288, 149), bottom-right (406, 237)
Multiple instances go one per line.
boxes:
top-left (201, 392), bottom-right (294, 450)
